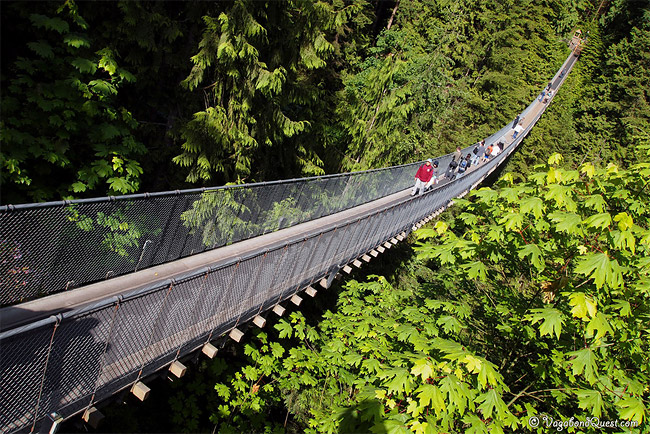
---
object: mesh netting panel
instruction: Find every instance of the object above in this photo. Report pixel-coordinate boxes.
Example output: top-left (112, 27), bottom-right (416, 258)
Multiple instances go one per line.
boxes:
top-left (146, 276), bottom-right (206, 360)
top-left (244, 248), bottom-right (286, 313)
top-left (96, 287), bottom-right (169, 394)
top-left (313, 227), bottom-right (347, 276)
top-left (266, 242), bottom-right (302, 304)
top-left (38, 307), bottom-right (114, 420)
top-left (284, 236), bottom-right (320, 294)
top-left (178, 265), bottom-right (235, 355)
top-left (0, 323), bottom-right (55, 433)
top-left (329, 224), bottom-right (353, 266)
top-left (223, 256), bottom-right (264, 325)
top-left (353, 216), bottom-right (376, 257)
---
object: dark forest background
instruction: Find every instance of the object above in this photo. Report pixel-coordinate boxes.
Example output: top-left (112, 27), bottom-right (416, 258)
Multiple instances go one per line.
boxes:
top-left (2, 0), bottom-right (647, 205)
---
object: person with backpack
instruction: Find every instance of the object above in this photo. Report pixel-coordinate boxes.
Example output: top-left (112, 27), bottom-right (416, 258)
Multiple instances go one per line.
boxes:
top-left (472, 140), bottom-right (485, 166)
top-left (411, 159), bottom-right (436, 196)
top-left (445, 158), bottom-right (458, 180)
top-left (457, 154), bottom-right (472, 177)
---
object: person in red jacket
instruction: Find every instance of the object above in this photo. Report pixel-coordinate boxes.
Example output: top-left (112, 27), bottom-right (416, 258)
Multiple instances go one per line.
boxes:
top-left (411, 159), bottom-right (437, 196)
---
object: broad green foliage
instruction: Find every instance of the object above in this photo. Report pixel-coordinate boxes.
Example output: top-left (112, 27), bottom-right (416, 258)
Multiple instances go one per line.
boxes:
top-left (415, 152), bottom-right (650, 428)
top-left (0, 1), bottom-right (145, 203)
top-left (197, 153), bottom-right (649, 433)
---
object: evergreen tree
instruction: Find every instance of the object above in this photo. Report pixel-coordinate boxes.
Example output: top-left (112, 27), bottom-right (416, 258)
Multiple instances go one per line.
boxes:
top-left (173, 0), bottom-right (346, 184)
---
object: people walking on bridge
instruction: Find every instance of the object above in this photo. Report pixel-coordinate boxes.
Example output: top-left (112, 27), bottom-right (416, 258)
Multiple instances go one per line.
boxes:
top-left (513, 121), bottom-right (524, 140)
top-left (484, 143), bottom-right (494, 162)
top-left (512, 114), bottom-right (521, 129)
top-left (473, 141), bottom-right (486, 166)
top-left (543, 89), bottom-right (554, 103)
top-left (411, 159), bottom-right (436, 196)
top-left (491, 144), bottom-right (501, 159)
top-left (453, 146), bottom-right (462, 163)
top-left (471, 144), bottom-right (480, 165)
top-left (445, 158), bottom-right (458, 181)
top-left (457, 154), bottom-right (472, 177)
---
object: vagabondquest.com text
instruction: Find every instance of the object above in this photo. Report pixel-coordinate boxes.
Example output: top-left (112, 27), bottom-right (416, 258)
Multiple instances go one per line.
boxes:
top-left (528, 414), bottom-right (640, 431)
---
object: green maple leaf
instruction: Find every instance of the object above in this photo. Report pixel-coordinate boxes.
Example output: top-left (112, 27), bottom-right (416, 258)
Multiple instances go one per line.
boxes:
top-left (574, 252), bottom-right (624, 289)
top-left (614, 212), bottom-right (634, 231)
top-left (584, 194), bottom-right (607, 212)
top-left (477, 359), bottom-right (502, 389)
top-left (525, 308), bottom-right (565, 339)
top-left (583, 212), bottom-right (612, 229)
top-left (477, 389), bottom-right (505, 420)
top-left (463, 261), bottom-right (488, 280)
top-left (411, 358), bottom-right (434, 380)
top-left (107, 176), bottom-right (132, 193)
top-left (610, 299), bottom-right (631, 317)
top-left (363, 358), bottom-right (382, 374)
top-left (462, 414), bottom-right (489, 434)
top-left (274, 320), bottom-right (292, 338)
top-left (575, 389), bottom-right (603, 418)
top-left (567, 292), bottom-right (598, 320)
top-left (567, 348), bottom-right (598, 384)
top-left (519, 196), bottom-right (545, 219)
top-left (459, 212), bottom-right (479, 226)
top-left (499, 187), bottom-right (521, 203)
top-left (616, 397), bottom-right (646, 424)
top-left (396, 324), bottom-right (418, 342)
top-left (545, 184), bottom-right (577, 211)
top-left (269, 342), bottom-right (284, 358)
top-left (343, 352), bottom-right (363, 367)
top-left (518, 244), bottom-right (545, 271)
top-left (473, 188), bottom-right (499, 203)
top-left (416, 384), bottom-right (446, 415)
top-left (548, 211), bottom-right (583, 235)
top-left (499, 211), bottom-right (524, 231)
top-left (381, 367), bottom-right (414, 394)
top-left (585, 312), bottom-right (613, 340)
top-left (433, 338), bottom-right (467, 360)
top-left (436, 315), bottom-right (463, 334)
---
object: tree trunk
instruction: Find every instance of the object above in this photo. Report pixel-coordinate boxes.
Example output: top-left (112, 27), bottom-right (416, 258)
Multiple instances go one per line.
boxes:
top-left (386, 1), bottom-right (400, 30)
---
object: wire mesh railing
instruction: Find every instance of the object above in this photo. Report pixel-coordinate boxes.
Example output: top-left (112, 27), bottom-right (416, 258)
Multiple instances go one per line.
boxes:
top-left (1, 159), bottom-right (445, 307)
top-left (0, 51), bottom-right (578, 434)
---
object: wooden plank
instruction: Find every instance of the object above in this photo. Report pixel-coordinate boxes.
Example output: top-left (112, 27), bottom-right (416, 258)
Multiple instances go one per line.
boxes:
top-left (202, 343), bottom-right (218, 358)
top-left (169, 361), bottom-right (187, 378)
top-left (229, 328), bottom-right (244, 342)
top-left (131, 382), bottom-right (150, 401)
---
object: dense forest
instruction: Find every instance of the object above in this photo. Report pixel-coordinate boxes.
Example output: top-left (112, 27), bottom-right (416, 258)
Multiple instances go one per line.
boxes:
top-left (2, 0), bottom-right (649, 432)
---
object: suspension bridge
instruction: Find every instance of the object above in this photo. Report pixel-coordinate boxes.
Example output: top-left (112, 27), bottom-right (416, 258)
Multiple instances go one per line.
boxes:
top-left (0, 50), bottom-right (580, 433)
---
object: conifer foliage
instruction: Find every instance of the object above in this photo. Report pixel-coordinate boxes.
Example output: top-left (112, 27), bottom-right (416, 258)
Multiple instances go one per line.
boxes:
top-left (174, 0), bottom-right (341, 183)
